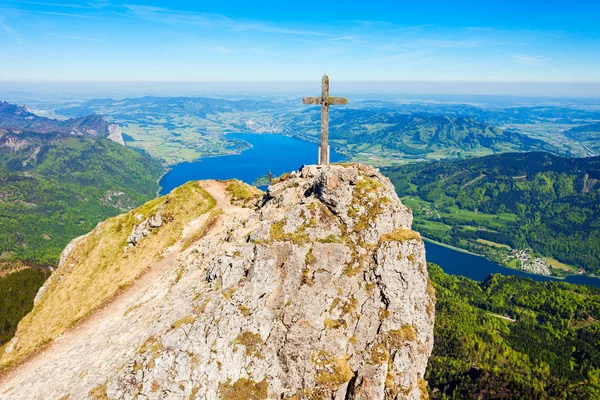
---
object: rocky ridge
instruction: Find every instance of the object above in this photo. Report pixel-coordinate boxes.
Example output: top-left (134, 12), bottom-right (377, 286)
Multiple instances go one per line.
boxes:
top-left (0, 164), bottom-right (434, 399)
top-left (0, 101), bottom-right (124, 146)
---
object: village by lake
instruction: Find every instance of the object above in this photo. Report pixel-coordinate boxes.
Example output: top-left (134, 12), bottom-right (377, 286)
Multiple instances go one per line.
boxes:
top-left (160, 133), bottom-right (600, 288)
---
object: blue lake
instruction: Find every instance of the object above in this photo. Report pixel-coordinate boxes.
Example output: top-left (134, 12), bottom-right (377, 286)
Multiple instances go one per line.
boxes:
top-left (160, 133), bottom-right (600, 288)
top-left (159, 133), bottom-right (345, 195)
top-left (425, 240), bottom-right (600, 288)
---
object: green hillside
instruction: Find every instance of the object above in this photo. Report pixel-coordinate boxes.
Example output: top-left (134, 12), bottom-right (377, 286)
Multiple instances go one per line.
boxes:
top-left (426, 263), bottom-right (600, 399)
top-left (0, 135), bottom-right (164, 265)
top-left (382, 152), bottom-right (600, 275)
top-left (0, 109), bottom-right (164, 346)
top-left (288, 109), bottom-right (556, 161)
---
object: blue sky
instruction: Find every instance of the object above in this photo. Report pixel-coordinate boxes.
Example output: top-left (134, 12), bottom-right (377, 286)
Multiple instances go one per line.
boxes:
top-left (0, 0), bottom-right (599, 83)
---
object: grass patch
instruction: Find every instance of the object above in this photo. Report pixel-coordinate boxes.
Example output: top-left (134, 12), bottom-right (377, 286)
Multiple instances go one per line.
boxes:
top-left (546, 257), bottom-right (578, 272)
top-left (380, 228), bottom-right (422, 243)
top-left (231, 331), bottom-right (263, 359)
top-left (324, 318), bottom-right (344, 329)
top-left (88, 383), bottom-right (108, 400)
top-left (349, 176), bottom-right (387, 233)
top-left (172, 315), bottom-right (197, 329)
top-left (477, 238), bottom-right (511, 250)
top-left (270, 220), bottom-right (309, 245)
top-left (305, 248), bottom-right (316, 266)
top-left (218, 378), bottom-right (268, 400)
top-left (312, 351), bottom-right (354, 389)
top-left (225, 180), bottom-right (262, 206)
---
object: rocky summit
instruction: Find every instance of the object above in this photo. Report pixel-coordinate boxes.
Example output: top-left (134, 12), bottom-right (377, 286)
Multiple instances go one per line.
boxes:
top-left (0, 164), bottom-right (434, 400)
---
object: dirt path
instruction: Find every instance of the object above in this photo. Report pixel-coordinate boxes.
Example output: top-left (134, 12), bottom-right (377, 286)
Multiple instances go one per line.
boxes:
top-left (0, 181), bottom-right (245, 398)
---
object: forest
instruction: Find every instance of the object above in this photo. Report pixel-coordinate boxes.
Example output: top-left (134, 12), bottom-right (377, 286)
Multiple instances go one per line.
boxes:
top-left (383, 152), bottom-right (600, 275)
top-left (426, 263), bottom-right (600, 399)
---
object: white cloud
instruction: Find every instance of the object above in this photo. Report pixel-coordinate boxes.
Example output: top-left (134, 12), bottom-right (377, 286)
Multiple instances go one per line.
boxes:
top-left (123, 4), bottom-right (329, 37)
top-left (510, 54), bottom-right (548, 66)
top-left (0, 15), bottom-right (24, 44)
top-left (48, 32), bottom-right (102, 41)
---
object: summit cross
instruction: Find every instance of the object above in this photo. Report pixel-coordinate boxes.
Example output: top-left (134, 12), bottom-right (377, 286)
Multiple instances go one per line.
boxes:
top-left (302, 75), bottom-right (348, 165)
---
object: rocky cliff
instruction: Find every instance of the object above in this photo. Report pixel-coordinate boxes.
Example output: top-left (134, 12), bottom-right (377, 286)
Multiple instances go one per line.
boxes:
top-left (0, 164), bottom-right (434, 400)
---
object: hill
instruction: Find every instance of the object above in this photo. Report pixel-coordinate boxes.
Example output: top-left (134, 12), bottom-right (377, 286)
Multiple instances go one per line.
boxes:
top-left (565, 123), bottom-right (600, 156)
top-left (0, 101), bottom-right (123, 144)
top-left (44, 97), bottom-right (584, 166)
top-left (426, 263), bottom-right (600, 399)
top-left (382, 152), bottom-right (600, 276)
top-left (289, 109), bottom-right (555, 157)
top-left (0, 102), bottom-right (164, 347)
top-left (0, 165), bottom-right (433, 400)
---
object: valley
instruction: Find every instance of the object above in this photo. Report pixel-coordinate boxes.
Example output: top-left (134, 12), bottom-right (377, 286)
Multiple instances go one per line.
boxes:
top-left (22, 96), bottom-right (599, 166)
top-left (383, 152), bottom-right (600, 278)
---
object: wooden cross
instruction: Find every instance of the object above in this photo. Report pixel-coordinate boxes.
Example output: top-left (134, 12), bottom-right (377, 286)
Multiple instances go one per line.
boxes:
top-left (303, 75), bottom-right (348, 165)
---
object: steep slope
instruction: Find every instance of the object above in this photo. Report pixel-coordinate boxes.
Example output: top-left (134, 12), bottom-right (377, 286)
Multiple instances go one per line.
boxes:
top-left (0, 105), bottom-right (164, 349)
top-left (0, 164), bottom-right (434, 400)
top-left (426, 263), bottom-right (600, 399)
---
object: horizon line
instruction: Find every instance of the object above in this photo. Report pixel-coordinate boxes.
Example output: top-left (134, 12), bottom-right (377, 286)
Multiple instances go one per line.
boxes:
top-left (2, 79), bottom-right (600, 84)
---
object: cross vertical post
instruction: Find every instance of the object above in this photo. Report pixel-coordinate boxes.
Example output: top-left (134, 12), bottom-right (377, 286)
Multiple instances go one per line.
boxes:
top-left (302, 75), bottom-right (348, 165)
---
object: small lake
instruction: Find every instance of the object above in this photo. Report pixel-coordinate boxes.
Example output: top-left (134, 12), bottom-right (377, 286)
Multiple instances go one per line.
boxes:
top-left (425, 240), bottom-right (600, 288)
top-left (160, 133), bottom-right (600, 288)
top-left (159, 133), bottom-right (345, 195)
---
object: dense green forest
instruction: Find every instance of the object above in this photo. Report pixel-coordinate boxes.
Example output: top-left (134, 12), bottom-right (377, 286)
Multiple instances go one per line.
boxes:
top-left (426, 263), bottom-right (600, 399)
top-left (0, 266), bottom-right (51, 345)
top-left (382, 152), bottom-right (600, 275)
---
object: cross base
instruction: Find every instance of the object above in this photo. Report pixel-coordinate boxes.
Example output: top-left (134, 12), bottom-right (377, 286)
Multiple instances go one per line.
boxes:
top-left (318, 144), bottom-right (330, 166)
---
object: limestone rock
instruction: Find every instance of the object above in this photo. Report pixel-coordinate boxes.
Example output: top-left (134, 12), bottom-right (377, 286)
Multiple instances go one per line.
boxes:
top-left (127, 209), bottom-right (163, 247)
top-left (0, 165), bottom-right (434, 400)
top-left (107, 124), bottom-right (125, 146)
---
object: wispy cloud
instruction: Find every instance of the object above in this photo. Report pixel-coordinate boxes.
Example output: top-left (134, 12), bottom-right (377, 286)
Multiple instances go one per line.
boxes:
top-left (123, 4), bottom-right (330, 36)
top-left (511, 53), bottom-right (548, 66)
top-left (357, 50), bottom-right (435, 65)
top-left (10, 0), bottom-right (91, 9)
top-left (48, 32), bottom-right (102, 41)
top-left (0, 15), bottom-right (24, 44)
top-left (326, 35), bottom-right (355, 42)
top-left (378, 24), bottom-right (436, 34)
top-left (417, 38), bottom-right (511, 49)
top-left (0, 6), bottom-right (95, 18)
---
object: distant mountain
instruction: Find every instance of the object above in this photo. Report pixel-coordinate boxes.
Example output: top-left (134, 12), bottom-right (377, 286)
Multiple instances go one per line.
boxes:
top-left (45, 97), bottom-right (594, 164)
top-left (288, 109), bottom-right (556, 156)
top-left (383, 152), bottom-right (600, 274)
top-left (0, 101), bottom-right (164, 346)
top-left (0, 101), bottom-right (123, 144)
top-left (564, 123), bottom-right (600, 156)
top-left (54, 96), bottom-right (281, 120)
